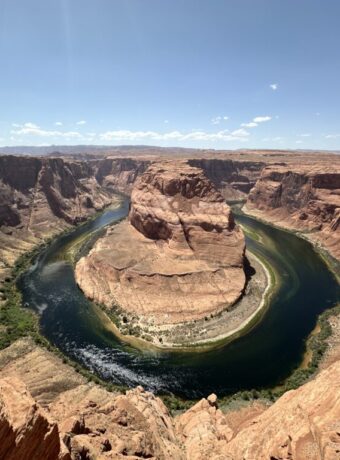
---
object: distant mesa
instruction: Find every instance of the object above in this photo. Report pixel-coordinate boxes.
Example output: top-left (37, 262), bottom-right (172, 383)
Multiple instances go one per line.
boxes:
top-left (75, 160), bottom-right (246, 330)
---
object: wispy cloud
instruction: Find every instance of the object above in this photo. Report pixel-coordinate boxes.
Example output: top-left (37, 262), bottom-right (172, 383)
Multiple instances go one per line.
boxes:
top-left (325, 133), bottom-right (340, 139)
top-left (241, 122), bottom-right (258, 128)
top-left (299, 133), bottom-right (311, 137)
top-left (262, 136), bottom-right (283, 142)
top-left (253, 116), bottom-right (272, 123)
top-left (241, 115), bottom-right (271, 129)
top-left (11, 122), bottom-right (82, 139)
top-left (76, 120), bottom-right (87, 125)
top-left (99, 128), bottom-right (249, 143)
top-left (55, 121), bottom-right (63, 126)
top-left (270, 83), bottom-right (278, 90)
top-left (9, 123), bottom-right (251, 144)
top-left (211, 116), bottom-right (229, 125)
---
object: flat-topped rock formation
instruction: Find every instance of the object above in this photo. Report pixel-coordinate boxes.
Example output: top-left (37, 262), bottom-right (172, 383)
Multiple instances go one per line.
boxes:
top-left (76, 161), bottom-right (246, 329)
top-left (246, 163), bottom-right (340, 261)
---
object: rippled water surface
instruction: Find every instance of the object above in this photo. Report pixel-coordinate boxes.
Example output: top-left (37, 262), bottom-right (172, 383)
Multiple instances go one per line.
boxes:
top-left (18, 199), bottom-right (340, 398)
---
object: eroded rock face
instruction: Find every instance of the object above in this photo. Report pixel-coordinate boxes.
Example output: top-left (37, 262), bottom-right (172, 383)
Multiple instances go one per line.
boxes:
top-left (76, 161), bottom-right (246, 326)
top-left (246, 163), bottom-right (340, 260)
top-left (129, 161), bottom-right (244, 264)
top-left (0, 155), bottom-right (120, 283)
top-left (189, 158), bottom-right (265, 201)
top-left (222, 360), bottom-right (340, 460)
top-left (0, 377), bottom-right (64, 460)
top-left (0, 339), bottom-right (339, 460)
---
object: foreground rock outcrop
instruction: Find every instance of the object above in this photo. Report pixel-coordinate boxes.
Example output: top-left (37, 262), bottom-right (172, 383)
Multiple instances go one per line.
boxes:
top-left (76, 161), bottom-right (246, 333)
top-left (0, 338), bottom-right (339, 459)
top-left (0, 377), bottom-right (65, 460)
top-left (246, 163), bottom-right (340, 261)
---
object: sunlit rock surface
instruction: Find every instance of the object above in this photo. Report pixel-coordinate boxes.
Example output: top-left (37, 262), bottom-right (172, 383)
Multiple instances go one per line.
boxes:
top-left (76, 161), bottom-right (246, 325)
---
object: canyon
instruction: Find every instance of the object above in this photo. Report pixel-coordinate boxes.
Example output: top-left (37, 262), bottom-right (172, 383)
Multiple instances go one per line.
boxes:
top-left (0, 148), bottom-right (339, 459)
top-left (0, 337), bottom-right (339, 459)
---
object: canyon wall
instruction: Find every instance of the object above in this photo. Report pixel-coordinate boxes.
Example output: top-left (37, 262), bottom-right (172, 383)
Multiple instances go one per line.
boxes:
top-left (246, 163), bottom-right (340, 261)
top-left (0, 155), bottom-right (153, 283)
top-left (188, 158), bottom-right (265, 200)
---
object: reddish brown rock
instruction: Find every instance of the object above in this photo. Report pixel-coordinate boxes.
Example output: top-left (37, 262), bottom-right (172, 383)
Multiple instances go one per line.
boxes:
top-left (0, 377), bottom-right (65, 460)
top-left (76, 161), bottom-right (246, 328)
top-left (0, 339), bottom-right (340, 460)
top-left (224, 360), bottom-right (340, 460)
top-left (246, 163), bottom-right (340, 260)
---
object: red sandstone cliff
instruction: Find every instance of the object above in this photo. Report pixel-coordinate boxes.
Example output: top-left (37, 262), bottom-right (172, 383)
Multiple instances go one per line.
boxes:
top-left (0, 338), bottom-right (339, 460)
top-left (246, 163), bottom-right (340, 260)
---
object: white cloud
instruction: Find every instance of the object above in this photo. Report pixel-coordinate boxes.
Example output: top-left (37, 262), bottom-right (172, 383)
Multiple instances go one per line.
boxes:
top-left (23, 122), bottom-right (39, 129)
top-left (262, 137), bottom-right (283, 142)
top-left (211, 116), bottom-right (229, 125)
top-left (296, 140), bottom-right (303, 144)
top-left (76, 120), bottom-right (86, 125)
top-left (11, 122), bottom-right (83, 139)
top-left (325, 134), bottom-right (340, 139)
top-left (230, 128), bottom-right (249, 137)
top-left (12, 123), bottom-right (21, 128)
top-left (270, 83), bottom-right (278, 90)
top-left (55, 121), bottom-right (63, 126)
top-left (253, 116), bottom-right (272, 123)
top-left (211, 116), bottom-right (222, 125)
top-left (241, 122), bottom-right (258, 128)
top-left (99, 128), bottom-right (249, 143)
top-left (164, 120), bottom-right (169, 124)
top-left (299, 133), bottom-right (311, 137)
top-left (240, 115), bottom-right (271, 129)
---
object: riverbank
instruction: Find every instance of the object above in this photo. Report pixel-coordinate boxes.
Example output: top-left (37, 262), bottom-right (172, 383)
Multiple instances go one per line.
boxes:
top-left (242, 204), bottom-right (340, 282)
top-left (2, 199), bottom-right (339, 407)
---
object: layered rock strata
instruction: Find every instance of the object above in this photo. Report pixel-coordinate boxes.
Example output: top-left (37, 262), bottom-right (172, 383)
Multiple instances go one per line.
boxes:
top-left (0, 338), bottom-right (339, 460)
top-left (0, 155), bottom-right (118, 283)
top-left (246, 163), bottom-right (340, 260)
top-left (76, 161), bottom-right (246, 330)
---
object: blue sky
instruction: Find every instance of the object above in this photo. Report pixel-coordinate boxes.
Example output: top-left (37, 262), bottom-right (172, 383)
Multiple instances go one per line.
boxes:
top-left (0, 0), bottom-right (339, 149)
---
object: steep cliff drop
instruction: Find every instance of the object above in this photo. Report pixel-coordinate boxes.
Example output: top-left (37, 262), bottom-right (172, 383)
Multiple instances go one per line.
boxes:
top-left (0, 338), bottom-right (339, 460)
top-left (246, 163), bottom-right (340, 261)
top-left (76, 161), bottom-right (248, 346)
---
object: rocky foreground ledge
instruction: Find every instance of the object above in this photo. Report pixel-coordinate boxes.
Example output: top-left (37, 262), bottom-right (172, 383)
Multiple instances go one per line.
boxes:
top-left (0, 338), bottom-right (339, 460)
top-left (75, 161), bottom-right (255, 347)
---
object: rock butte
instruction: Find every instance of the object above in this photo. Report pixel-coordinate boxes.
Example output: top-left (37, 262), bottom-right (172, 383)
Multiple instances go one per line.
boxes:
top-left (75, 161), bottom-right (246, 326)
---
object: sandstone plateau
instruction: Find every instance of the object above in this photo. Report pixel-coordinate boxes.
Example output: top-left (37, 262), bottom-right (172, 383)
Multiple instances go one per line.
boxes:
top-left (75, 161), bottom-right (246, 332)
top-left (0, 338), bottom-right (339, 459)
